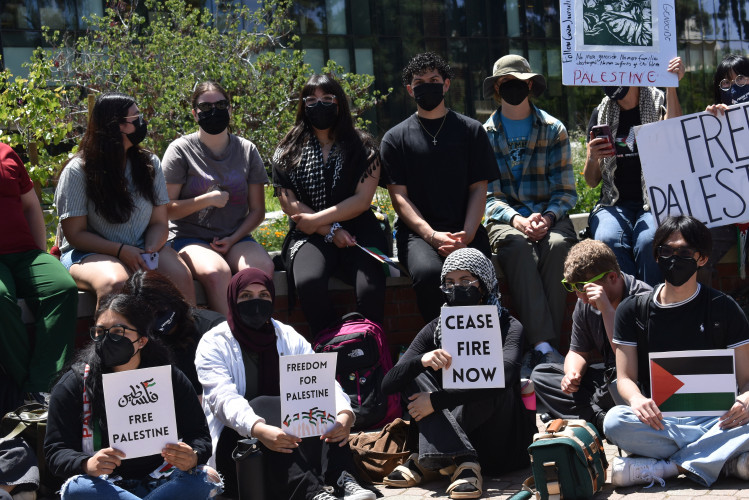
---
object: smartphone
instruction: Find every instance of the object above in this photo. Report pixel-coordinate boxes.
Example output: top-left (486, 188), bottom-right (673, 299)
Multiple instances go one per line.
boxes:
top-left (140, 252), bottom-right (159, 270)
top-left (591, 124), bottom-right (614, 146)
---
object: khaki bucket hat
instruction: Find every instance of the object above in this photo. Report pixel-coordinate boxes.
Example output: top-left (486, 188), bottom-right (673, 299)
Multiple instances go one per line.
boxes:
top-left (482, 54), bottom-right (547, 100)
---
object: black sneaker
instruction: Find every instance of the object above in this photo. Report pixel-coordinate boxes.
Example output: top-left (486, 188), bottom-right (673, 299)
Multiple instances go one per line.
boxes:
top-left (311, 488), bottom-right (338, 500)
top-left (336, 471), bottom-right (375, 500)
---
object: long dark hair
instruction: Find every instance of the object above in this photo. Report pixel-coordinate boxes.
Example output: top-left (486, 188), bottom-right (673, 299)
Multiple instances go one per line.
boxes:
top-left (713, 54), bottom-right (749, 104)
top-left (121, 270), bottom-right (198, 349)
top-left (76, 293), bottom-right (173, 433)
top-left (74, 92), bottom-right (158, 223)
top-left (274, 74), bottom-right (376, 173)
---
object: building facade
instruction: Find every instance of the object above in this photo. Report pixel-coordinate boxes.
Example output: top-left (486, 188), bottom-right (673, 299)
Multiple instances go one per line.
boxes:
top-left (2, 0), bottom-right (748, 136)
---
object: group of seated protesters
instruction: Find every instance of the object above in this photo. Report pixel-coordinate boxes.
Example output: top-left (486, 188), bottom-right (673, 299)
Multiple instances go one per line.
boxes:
top-left (1, 49), bottom-right (749, 500)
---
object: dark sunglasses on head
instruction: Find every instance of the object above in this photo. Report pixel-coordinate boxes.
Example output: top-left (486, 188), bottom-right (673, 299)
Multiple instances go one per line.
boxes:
top-left (195, 99), bottom-right (229, 112)
top-left (657, 245), bottom-right (697, 259)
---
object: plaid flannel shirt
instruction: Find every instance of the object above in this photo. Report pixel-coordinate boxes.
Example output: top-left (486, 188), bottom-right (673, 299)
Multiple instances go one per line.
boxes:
top-left (484, 104), bottom-right (577, 225)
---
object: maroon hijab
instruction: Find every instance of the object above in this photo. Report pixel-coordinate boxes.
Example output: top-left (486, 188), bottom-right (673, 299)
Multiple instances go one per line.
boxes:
top-left (226, 268), bottom-right (280, 396)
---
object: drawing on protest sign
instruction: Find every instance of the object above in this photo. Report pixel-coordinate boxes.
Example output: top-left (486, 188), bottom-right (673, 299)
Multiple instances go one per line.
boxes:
top-left (280, 353), bottom-right (338, 438)
top-left (102, 365), bottom-right (178, 459)
top-left (650, 349), bottom-right (736, 417)
top-left (441, 305), bottom-right (504, 390)
top-left (635, 103), bottom-right (749, 227)
top-left (560, 0), bottom-right (677, 87)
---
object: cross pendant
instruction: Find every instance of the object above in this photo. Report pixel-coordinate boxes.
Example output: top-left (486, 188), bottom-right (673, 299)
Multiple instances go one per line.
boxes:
top-left (432, 138), bottom-right (438, 146)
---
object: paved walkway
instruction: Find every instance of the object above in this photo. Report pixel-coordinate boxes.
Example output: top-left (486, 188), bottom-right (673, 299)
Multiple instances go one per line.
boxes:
top-left (373, 416), bottom-right (749, 499)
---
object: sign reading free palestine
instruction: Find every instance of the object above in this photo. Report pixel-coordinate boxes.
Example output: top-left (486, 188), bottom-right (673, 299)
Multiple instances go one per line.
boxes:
top-left (102, 365), bottom-right (178, 459)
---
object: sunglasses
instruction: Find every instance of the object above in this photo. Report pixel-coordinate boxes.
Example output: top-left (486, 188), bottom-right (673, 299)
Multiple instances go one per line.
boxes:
top-left (657, 245), bottom-right (697, 259)
top-left (90, 324), bottom-right (140, 342)
top-left (561, 270), bottom-right (612, 293)
top-left (195, 99), bottom-right (230, 112)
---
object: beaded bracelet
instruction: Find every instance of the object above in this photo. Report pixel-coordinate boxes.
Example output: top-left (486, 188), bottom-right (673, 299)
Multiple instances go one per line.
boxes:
top-left (325, 222), bottom-right (342, 243)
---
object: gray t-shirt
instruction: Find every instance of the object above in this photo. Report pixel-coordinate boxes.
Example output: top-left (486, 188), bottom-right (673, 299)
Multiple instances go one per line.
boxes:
top-left (55, 154), bottom-right (169, 254)
top-left (162, 132), bottom-right (269, 240)
top-left (568, 272), bottom-right (652, 368)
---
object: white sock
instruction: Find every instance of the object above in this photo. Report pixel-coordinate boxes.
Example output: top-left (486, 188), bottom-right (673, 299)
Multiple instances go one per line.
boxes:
top-left (535, 342), bottom-right (553, 355)
top-left (660, 460), bottom-right (680, 478)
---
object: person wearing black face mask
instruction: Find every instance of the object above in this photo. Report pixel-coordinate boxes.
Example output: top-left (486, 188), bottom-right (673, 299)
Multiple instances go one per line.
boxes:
top-left (381, 52), bottom-right (497, 324)
top-left (584, 57), bottom-right (685, 290)
top-left (272, 74), bottom-right (388, 337)
top-left (45, 293), bottom-right (222, 499)
top-left (482, 54), bottom-right (576, 377)
top-left (55, 92), bottom-right (196, 310)
top-left (162, 81), bottom-right (273, 317)
top-left (195, 268), bottom-right (374, 500)
top-left (604, 215), bottom-right (749, 488)
top-left (382, 249), bottom-right (530, 498)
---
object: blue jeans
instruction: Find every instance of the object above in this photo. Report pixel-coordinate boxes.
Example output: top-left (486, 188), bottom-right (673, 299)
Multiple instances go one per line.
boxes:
top-left (61, 468), bottom-right (221, 500)
top-left (590, 201), bottom-right (661, 286)
top-left (603, 405), bottom-right (749, 486)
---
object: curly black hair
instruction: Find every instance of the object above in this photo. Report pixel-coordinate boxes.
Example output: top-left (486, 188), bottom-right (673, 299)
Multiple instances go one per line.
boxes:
top-left (401, 52), bottom-right (454, 87)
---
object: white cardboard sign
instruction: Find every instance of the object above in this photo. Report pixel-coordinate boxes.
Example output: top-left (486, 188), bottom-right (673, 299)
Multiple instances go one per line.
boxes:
top-left (279, 353), bottom-right (338, 438)
top-left (440, 305), bottom-right (505, 390)
top-left (560, 0), bottom-right (677, 87)
top-left (102, 365), bottom-right (178, 459)
top-left (635, 104), bottom-right (749, 227)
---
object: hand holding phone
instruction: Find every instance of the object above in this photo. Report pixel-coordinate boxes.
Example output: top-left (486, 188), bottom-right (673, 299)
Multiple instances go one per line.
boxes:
top-left (589, 124), bottom-right (615, 159)
top-left (140, 252), bottom-right (159, 270)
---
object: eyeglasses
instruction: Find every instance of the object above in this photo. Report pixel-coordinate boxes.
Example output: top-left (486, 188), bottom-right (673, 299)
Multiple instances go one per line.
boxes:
top-left (90, 324), bottom-right (140, 342)
top-left (303, 95), bottom-right (336, 107)
top-left (440, 278), bottom-right (480, 293)
top-left (561, 270), bottom-right (612, 293)
top-left (719, 75), bottom-right (749, 91)
top-left (122, 113), bottom-right (142, 124)
top-left (195, 99), bottom-right (230, 112)
top-left (657, 245), bottom-right (697, 259)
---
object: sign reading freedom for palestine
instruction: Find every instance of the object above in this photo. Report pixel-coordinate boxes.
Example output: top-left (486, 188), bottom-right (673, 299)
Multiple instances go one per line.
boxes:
top-left (279, 353), bottom-right (337, 438)
top-left (102, 365), bottom-right (178, 459)
top-left (560, 0), bottom-right (677, 87)
top-left (650, 349), bottom-right (736, 417)
top-left (636, 103), bottom-right (749, 228)
top-left (441, 305), bottom-right (505, 390)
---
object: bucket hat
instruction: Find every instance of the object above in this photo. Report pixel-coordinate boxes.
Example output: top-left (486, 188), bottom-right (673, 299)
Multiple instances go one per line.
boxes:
top-left (482, 55), bottom-right (547, 100)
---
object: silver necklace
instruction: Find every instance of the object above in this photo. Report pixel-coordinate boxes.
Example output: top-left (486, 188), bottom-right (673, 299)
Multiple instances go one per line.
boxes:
top-left (417, 112), bottom-right (447, 146)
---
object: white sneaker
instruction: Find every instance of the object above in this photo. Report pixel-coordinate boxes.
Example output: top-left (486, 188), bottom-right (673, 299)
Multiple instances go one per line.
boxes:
top-left (311, 488), bottom-right (338, 500)
top-left (611, 456), bottom-right (678, 487)
top-left (336, 471), bottom-right (375, 500)
top-left (724, 451), bottom-right (749, 480)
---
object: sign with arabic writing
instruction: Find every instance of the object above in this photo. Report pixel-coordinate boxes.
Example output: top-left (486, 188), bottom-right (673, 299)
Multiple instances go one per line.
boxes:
top-left (102, 365), bottom-right (178, 459)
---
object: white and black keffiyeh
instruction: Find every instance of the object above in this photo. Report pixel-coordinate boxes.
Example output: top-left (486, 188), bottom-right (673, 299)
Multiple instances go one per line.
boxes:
top-left (434, 248), bottom-right (503, 347)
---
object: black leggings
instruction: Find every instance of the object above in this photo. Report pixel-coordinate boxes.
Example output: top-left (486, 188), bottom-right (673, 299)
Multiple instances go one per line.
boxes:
top-left (215, 396), bottom-right (358, 500)
top-left (292, 236), bottom-right (385, 335)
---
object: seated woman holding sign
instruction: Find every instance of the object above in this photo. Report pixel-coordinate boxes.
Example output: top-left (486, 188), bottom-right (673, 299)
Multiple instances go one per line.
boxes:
top-left (603, 215), bottom-right (749, 488)
top-left (43, 293), bottom-right (222, 500)
top-left (194, 268), bottom-right (374, 500)
top-left (381, 248), bottom-right (529, 499)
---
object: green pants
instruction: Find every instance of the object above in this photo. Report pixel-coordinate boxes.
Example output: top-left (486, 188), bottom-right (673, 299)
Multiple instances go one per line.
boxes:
top-left (0, 249), bottom-right (78, 392)
top-left (488, 217), bottom-right (577, 346)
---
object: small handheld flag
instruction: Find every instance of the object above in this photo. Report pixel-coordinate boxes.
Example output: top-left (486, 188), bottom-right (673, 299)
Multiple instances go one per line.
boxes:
top-left (356, 244), bottom-right (401, 277)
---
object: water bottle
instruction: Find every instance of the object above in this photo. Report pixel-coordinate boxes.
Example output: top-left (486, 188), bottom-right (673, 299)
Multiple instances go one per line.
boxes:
top-left (232, 438), bottom-right (265, 499)
top-left (520, 378), bottom-right (536, 411)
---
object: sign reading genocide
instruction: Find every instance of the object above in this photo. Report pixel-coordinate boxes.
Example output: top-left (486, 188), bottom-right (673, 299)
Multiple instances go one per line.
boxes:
top-left (279, 353), bottom-right (338, 438)
top-left (635, 104), bottom-right (749, 227)
top-left (102, 365), bottom-right (178, 459)
top-left (560, 0), bottom-right (677, 87)
top-left (440, 305), bottom-right (505, 390)
top-left (650, 349), bottom-right (736, 417)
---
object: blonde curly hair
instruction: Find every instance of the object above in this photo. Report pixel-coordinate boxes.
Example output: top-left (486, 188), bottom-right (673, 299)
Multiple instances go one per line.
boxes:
top-left (563, 240), bottom-right (621, 283)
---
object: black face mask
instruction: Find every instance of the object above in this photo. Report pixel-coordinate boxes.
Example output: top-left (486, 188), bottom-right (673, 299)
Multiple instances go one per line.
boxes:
top-left (126, 117), bottom-right (148, 146)
top-left (412, 83), bottom-right (445, 111)
top-left (444, 286), bottom-right (483, 307)
top-left (603, 86), bottom-right (630, 101)
top-left (721, 84), bottom-right (749, 105)
top-left (95, 336), bottom-right (139, 368)
top-left (305, 102), bottom-right (338, 131)
top-left (237, 299), bottom-right (274, 330)
top-left (499, 79), bottom-right (530, 106)
top-left (657, 255), bottom-right (699, 287)
top-left (153, 310), bottom-right (176, 335)
top-left (197, 108), bottom-right (230, 135)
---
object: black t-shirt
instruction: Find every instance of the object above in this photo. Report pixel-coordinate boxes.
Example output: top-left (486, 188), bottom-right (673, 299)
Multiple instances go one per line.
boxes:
top-left (588, 107), bottom-right (643, 203)
top-left (613, 284), bottom-right (749, 396)
top-left (381, 110), bottom-right (498, 232)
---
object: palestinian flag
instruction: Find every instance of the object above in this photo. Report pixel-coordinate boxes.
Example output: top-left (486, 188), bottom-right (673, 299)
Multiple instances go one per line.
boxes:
top-left (357, 244), bottom-right (401, 277)
top-left (650, 349), bottom-right (736, 417)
